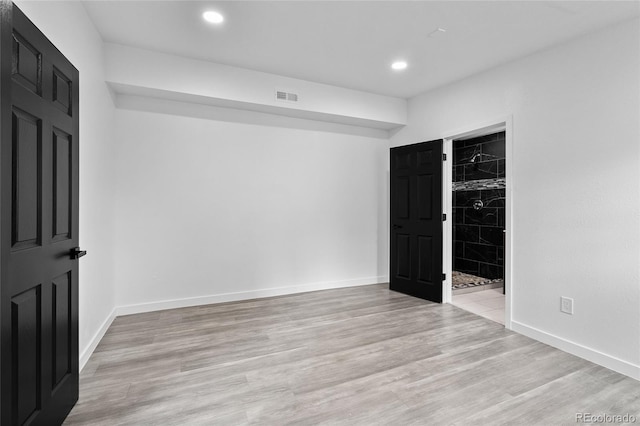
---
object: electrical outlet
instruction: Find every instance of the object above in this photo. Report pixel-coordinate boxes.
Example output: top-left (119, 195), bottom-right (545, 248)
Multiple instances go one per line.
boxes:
top-left (561, 297), bottom-right (574, 315)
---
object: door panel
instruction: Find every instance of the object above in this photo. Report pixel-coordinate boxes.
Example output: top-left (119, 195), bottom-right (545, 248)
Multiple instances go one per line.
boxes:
top-left (52, 68), bottom-right (71, 115)
top-left (395, 176), bottom-right (410, 219)
top-left (1, 3), bottom-right (80, 424)
top-left (395, 233), bottom-right (411, 279)
top-left (52, 272), bottom-right (72, 388)
top-left (52, 128), bottom-right (71, 241)
top-left (12, 107), bottom-right (42, 249)
top-left (417, 236), bottom-right (433, 283)
top-left (417, 174), bottom-right (433, 220)
top-left (12, 285), bottom-right (42, 425)
top-left (11, 31), bottom-right (41, 95)
top-left (390, 140), bottom-right (443, 302)
top-left (417, 148), bottom-right (433, 166)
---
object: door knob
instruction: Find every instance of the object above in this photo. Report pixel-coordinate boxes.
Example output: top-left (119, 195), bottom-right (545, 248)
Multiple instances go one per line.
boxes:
top-left (70, 247), bottom-right (87, 259)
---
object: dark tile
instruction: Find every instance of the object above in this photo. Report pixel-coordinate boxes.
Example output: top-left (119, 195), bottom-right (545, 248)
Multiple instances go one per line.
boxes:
top-left (451, 207), bottom-right (464, 225)
top-left (466, 243), bottom-right (498, 264)
top-left (454, 207), bottom-right (464, 224)
top-left (480, 226), bottom-right (505, 246)
top-left (463, 133), bottom-right (498, 146)
top-left (482, 140), bottom-right (505, 160)
top-left (464, 208), bottom-right (482, 225)
top-left (454, 258), bottom-right (479, 276)
top-left (454, 224), bottom-right (480, 243)
top-left (453, 140), bottom-right (466, 149)
top-left (455, 190), bottom-right (480, 208)
top-left (497, 247), bottom-right (504, 263)
top-left (465, 207), bottom-right (498, 226)
top-left (481, 189), bottom-right (505, 208)
top-left (459, 132), bottom-right (505, 147)
top-left (497, 159), bottom-right (506, 178)
top-left (464, 160), bottom-right (498, 181)
top-left (454, 241), bottom-right (464, 259)
top-left (454, 165), bottom-right (464, 182)
top-left (484, 208), bottom-right (499, 226)
top-left (454, 146), bottom-right (477, 165)
top-left (497, 209), bottom-right (505, 227)
top-left (479, 263), bottom-right (503, 280)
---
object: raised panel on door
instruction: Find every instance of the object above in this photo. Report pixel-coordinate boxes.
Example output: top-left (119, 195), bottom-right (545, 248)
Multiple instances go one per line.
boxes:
top-left (417, 174), bottom-right (433, 220)
top-left (52, 272), bottom-right (71, 388)
top-left (417, 148), bottom-right (433, 166)
top-left (11, 285), bottom-right (42, 426)
top-left (417, 236), bottom-right (434, 284)
top-left (11, 107), bottom-right (42, 250)
top-left (395, 233), bottom-right (411, 279)
top-left (52, 67), bottom-right (71, 115)
top-left (394, 176), bottom-right (410, 220)
top-left (394, 151), bottom-right (411, 170)
top-left (11, 31), bottom-right (42, 95)
top-left (52, 128), bottom-right (71, 242)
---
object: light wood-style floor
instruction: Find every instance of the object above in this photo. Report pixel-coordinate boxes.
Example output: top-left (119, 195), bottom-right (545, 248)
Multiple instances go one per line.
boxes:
top-left (66, 284), bottom-right (639, 425)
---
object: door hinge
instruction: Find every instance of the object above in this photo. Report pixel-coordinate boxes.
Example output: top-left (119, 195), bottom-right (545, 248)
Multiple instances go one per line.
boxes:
top-left (443, 153), bottom-right (447, 161)
top-left (442, 273), bottom-right (446, 281)
top-left (442, 213), bottom-right (447, 221)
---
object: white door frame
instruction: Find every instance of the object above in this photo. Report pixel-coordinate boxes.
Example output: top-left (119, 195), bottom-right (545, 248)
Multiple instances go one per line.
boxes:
top-left (441, 116), bottom-right (513, 329)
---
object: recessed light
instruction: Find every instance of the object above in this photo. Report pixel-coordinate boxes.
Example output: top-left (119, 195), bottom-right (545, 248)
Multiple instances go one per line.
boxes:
top-left (391, 61), bottom-right (408, 71)
top-left (428, 28), bottom-right (447, 38)
top-left (203, 10), bottom-right (224, 24)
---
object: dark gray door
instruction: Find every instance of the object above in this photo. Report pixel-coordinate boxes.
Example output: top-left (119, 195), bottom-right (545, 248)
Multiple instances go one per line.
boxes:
top-left (390, 140), bottom-right (443, 302)
top-left (1, 3), bottom-right (81, 424)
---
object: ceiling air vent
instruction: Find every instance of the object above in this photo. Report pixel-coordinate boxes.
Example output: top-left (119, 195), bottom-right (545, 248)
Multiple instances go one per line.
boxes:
top-left (276, 89), bottom-right (299, 102)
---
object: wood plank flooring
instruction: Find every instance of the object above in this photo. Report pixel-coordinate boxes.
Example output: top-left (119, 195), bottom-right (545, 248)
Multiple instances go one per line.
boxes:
top-left (65, 284), bottom-right (640, 425)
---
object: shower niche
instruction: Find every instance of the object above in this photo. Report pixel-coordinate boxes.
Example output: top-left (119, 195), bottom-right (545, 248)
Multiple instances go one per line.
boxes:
top-left (452, 131), bottom-right (505, 293)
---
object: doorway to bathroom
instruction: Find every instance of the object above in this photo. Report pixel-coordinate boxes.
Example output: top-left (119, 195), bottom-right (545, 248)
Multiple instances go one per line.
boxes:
top-left (449, 130), bottom-right (506, 325)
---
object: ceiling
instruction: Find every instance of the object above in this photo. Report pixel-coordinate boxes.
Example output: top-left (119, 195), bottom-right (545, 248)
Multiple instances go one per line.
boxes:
top-left (82, 1), bottom-right (640, 99)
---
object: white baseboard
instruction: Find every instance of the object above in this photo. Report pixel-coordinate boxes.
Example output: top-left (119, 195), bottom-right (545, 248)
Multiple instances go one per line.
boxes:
top-left (511, 320), bottom-right (640, 381)
top-left (79, 308), bottom-right (116, 372)
top-left (79, 284), bottom-right (639, 383)
top-left (115, 276), bottom-right (388, 316)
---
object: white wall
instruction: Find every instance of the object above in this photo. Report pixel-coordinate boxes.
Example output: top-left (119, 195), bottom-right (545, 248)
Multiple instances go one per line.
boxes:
top-left (391, 19), bottom-right (640, 377)
top-left (16, 1), bottom-right (639, 381)
top-left (15, 1), bottom-right (118, 364)
top-left (114, 107), bottom-right (387, 311)
top-left (104, 43), bottom-right (407, 130)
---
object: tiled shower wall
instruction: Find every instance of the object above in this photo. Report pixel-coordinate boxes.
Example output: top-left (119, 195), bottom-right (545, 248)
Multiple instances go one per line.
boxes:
top-left (453, 132), bottom-right (506, 280)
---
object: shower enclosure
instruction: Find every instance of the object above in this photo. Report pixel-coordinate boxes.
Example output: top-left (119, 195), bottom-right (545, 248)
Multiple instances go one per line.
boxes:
top-left (452, 131), bottom-right (505, 293)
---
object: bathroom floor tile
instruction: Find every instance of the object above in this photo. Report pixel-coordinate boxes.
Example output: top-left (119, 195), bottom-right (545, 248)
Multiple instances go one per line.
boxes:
top-left (480, 308), bottom-right (505, 325)
top-left (452, 301), bottom-right (494, 315)
top-left (452, 287), bottom-right (505, 325)
top-left (476, 295), bottom-right (505, 309)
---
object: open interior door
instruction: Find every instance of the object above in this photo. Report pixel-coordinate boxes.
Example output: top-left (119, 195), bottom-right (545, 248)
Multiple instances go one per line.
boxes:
top-left (390, 140), bottom-right (443, 303)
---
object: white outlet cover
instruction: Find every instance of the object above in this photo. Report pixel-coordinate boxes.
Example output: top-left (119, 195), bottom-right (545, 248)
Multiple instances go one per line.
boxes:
top-left (561, 296), bottom-right (574, 314)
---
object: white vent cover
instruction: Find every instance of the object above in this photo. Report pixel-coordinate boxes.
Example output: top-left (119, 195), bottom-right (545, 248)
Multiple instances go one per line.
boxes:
top-left (276, 90), bottom-right (299, 102)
